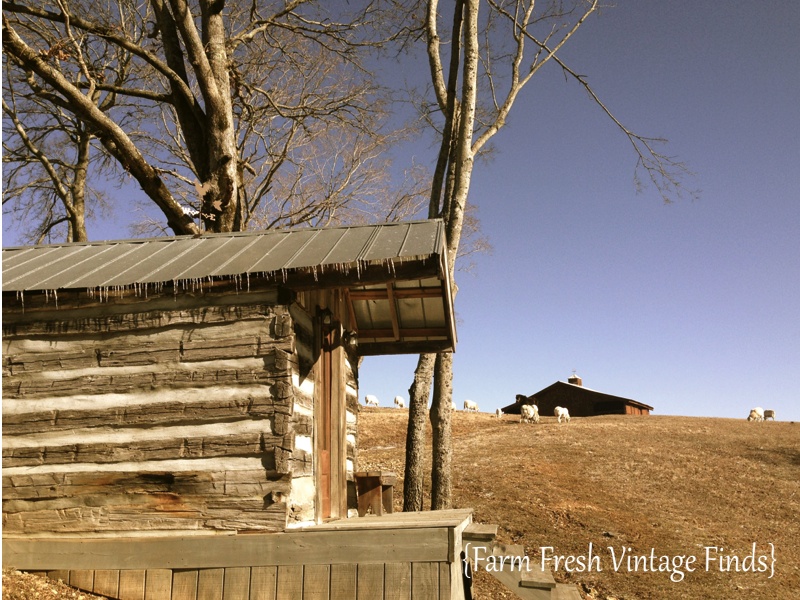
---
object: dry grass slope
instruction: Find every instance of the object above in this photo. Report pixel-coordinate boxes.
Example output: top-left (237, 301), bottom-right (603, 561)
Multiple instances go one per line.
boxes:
top-left (358, 409), bottom-right (799, 600)
top-left (3, 411), bottom-right (796, 600)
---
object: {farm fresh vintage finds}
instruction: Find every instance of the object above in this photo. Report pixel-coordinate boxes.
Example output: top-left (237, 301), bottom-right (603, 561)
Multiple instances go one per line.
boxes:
top-left (464, 542), bottom-right (776, 583)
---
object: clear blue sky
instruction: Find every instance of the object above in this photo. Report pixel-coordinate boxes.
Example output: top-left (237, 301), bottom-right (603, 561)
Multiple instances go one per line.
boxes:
top-left (3, 2), bottom-right (798, 421)
top-left (360, 0), bottom-right (800, 421)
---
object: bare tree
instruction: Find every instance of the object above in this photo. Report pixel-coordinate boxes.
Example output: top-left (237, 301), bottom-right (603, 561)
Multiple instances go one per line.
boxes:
top-left (2, 0), bottom-right (427, 240)
top-left (2, 83), bottom-right (96, 244)
top-left (404, 0), bottom-right (693, 511)
top-left (1, 11), bottom-right (133, 243)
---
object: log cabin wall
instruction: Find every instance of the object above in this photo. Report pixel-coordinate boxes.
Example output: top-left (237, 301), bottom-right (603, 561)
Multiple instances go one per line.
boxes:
top-left (1, 284), bottom-right (337, 537)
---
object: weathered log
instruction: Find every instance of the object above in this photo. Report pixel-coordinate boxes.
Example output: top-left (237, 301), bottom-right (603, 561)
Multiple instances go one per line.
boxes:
top-left (2, 431), bottom-right (292, 468)
top-left (2, 469), bottom-right (291, 501)
top-left (2, 286), bottom-right (283, 323)
top-left (2, 390), bottom-right (300, 436)
top-left (3, 358), bottom-right (289, 399)
top-left (2, 498), bottom-right (288, 534)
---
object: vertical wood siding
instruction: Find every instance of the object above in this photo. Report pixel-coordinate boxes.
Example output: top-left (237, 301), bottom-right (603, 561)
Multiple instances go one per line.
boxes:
top-left (33, 562), bottom-right (454, 600)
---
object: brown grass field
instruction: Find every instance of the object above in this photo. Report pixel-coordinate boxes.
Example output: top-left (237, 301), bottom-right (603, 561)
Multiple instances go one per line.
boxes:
top-left (3, 410), bottom-right (797, 599)
top-left (358, 408), bottom-right (799, 600)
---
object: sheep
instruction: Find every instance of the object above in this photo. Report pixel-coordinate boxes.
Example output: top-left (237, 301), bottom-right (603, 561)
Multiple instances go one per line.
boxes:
top-left (520, 404), bottom-right (540, 424)
top-left (555, 406), bottom-right (571, 423)
top-left (463, 399), bottom-right (479, 412)
top-left (764, 409), bottom-right (776, 421)
top-left (394, 396), bottom-right (406, 409)
top-left (495, 408), bottom-right (504, 419)
top-left (452, 401), bottom-right (458, 410)
top-left (364, 395), bottom-right (380, 407)
top-left (747, 407), bottom-right (764, 422)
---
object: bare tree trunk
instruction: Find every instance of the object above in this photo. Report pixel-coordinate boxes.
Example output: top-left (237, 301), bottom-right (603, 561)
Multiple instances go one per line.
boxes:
top-left (426, 0), bottom-right (478, 511)
top-left (68, 127), bottom-right (91, 243)
top-left (430, 351), bottom-right (453, 509)
top-left (403, 352), bottom-right (435, 511)
top-left (403, 0), bottom-right (474, 513)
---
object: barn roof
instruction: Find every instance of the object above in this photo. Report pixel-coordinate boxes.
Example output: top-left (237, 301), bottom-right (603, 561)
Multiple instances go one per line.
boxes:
top-left (502, 380), bottom-right (654, 414)
top-left (2, 220), bottom-right (456, 356)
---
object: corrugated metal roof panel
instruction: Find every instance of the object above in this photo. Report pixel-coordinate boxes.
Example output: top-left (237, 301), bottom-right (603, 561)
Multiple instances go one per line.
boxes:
top-left (358, 223), bottom-right (412, 262)
top-left (317, 227), bottom-right (375, 266)
top-left (3, 245), bottom-right (93, 289)
top-left (43, 243), bottom-right (152, 289)
top-left (97, 241), bottom-right (187, 287)
top-left (2, 221), bottom-right (447, 292)
top-left (146, 236), bottom-right (238, 282)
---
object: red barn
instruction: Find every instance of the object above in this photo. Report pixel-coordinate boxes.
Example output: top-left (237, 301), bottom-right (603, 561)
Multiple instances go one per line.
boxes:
top-left (503, 373), bottom-right (653, 418)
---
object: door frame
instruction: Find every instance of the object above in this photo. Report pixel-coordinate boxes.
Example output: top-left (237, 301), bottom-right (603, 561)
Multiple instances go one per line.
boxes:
top-left (314, 308), bottom-right (347, 522)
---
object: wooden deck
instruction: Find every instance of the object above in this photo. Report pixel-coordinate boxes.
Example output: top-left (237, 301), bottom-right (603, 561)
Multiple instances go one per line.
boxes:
top-left (3, 509), bottom-right (473, 600)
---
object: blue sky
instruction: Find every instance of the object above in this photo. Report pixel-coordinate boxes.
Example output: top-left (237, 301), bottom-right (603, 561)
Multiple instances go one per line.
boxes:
top-left (359, 1), bottom-right (800, 421)
top-left (2, 2), bottom-right (797, 421)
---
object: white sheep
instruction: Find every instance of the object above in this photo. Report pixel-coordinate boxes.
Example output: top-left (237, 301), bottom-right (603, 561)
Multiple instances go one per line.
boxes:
top-left (747, 407), bottom-right (764, 422)
top-left (555, 406), bottom-right (571, 423)
top-left (364, 395), bottom-right (380, 407)
top-left (520, 404), bottom-right (540, 424)
top-left (463, 399), bottom-right (478, 412)
top-left (495, 408), bottom-right (504, 419)
top-left (764, 409), bottom-right (776, 421)
top-left (394, 396), bottom-right (406, 408)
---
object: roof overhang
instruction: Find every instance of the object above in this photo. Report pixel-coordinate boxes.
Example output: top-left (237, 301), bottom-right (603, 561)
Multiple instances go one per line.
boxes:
top-left (1, 220), bottom-right (457, 356)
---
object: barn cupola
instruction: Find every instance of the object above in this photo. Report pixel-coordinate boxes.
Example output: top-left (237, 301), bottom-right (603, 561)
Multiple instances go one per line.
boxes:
top-left (568, 372), bottom-right (583, 386)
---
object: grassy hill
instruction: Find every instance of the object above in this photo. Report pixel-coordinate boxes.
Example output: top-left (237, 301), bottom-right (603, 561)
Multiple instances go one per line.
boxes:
top-left (358, 409), bottom-right (799, 600)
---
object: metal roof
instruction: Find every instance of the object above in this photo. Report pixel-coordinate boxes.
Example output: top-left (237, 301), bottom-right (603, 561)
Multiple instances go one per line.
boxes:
top-left (2, 220), bottom-right (447, 292)
top-left (2, 220), bottom-right (456, 355)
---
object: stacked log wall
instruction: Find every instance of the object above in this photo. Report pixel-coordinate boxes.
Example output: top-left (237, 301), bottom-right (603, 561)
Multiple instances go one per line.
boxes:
top-left (2, 289), bottom-right (306, 537)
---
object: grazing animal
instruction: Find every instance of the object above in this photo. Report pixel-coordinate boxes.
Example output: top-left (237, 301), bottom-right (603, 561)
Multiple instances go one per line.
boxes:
top-left (394, 396), bottom-right (406, 408)
top-left (463, 399), bottom-right (479, 412)
top-left (364, 395), bottom-right (380, 407)
top-left (555, 406), bottom-right (571, 423)
top-left (763, 409), bottom-right (776, 421)
top-left (520, 404), bottom-right (540, 424)
top-left (747, 407), bottom-right (765, 422)
top-left (495, 408), bottom-right (504, 419)
top-left (452, 401), bottom-right (458, 410)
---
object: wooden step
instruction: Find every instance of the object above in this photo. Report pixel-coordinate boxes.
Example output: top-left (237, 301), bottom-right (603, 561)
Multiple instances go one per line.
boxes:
top-left (463, 522), bottom-right (498, 542)
top-left (552, 583), bottom-right (583, 600)
top-left (520, 567), bottom-right (558, 590)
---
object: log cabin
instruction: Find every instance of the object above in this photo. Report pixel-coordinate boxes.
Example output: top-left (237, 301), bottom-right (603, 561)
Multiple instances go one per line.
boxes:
top-left (2, 220), bottom-right (583, 599)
